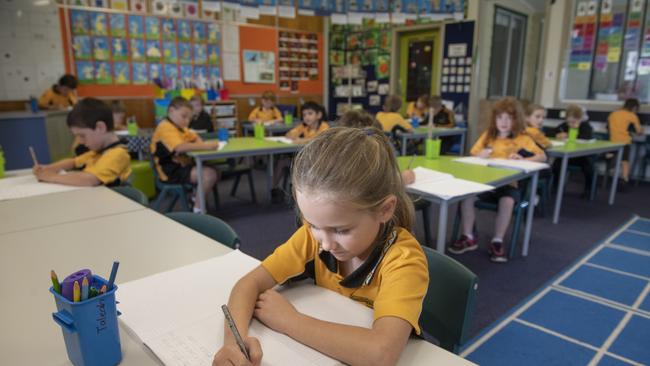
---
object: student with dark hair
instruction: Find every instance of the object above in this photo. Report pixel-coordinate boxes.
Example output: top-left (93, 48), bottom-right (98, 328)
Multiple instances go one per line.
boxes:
top-left (32, 98), bottom-right (131, 186)
top-left (189, 94), bottom-right (214, 132)
top-left (39, 74), bottom-right (79, 110)
top-left (608, 98), bottom-right (644, 184)
top-left (376, 95), bottom-right (412, 132)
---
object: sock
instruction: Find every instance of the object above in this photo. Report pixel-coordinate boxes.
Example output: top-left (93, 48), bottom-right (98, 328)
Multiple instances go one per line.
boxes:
top-left (492, 237), bottom-right (503, 244)
top-left (464, 234), bottom-right (474, 240)
top-left (193, 206), bottom-right (202, 213)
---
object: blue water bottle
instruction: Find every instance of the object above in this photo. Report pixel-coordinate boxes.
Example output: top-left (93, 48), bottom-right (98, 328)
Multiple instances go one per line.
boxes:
top-left (411, 117), bottom-right (419, 129)
top-left (29, 96), bottom-right (39, 113)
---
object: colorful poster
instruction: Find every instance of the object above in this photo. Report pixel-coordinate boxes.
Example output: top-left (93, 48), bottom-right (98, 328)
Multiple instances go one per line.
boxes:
top-left (95, 61), bottom-right (112, 84)
top-left (243, 50), bottom-right (276, 83)
top-left (401, 0), bottom-right (419, 13)
top-left (71, 10), bottom-right (90, 35)
top-left (111, 0), bottom-right (128, 11)
top-left (329, 50), bottom-right (345, 65)
top-left (179, 42), bottom-right (192, 63)
top-left (76, 61), bottom-right (94, 83)
top-left (131, 39), bottom-right (145, 61)
top-left (109, 14), bottom-right (126, 37)
top-left (376, 54), bottom-right (390, 78)
top-left (164, 64), bottom-right (179, 80)
top-left (194, 65), bottom-right (207, 86)
top-left (192, 21), bottom-right (206, 42)
top-left (329, 0), bottom-right (346, 13)
top-left (149, 63), bottom-right (163, 81)
top-left (163, 42), bottom-right (178, 63)
top-left (132, 63), bottom-right (148, 84)
top-left (607, 13), bottom-right (624, 63)
top-left (193, 43), bottom-right (207, 63)
top-left (145, 40), bottom-right (162, 61)
top-left (112, 38), bottom-right (128, 60)
top-left (207, 23), bottom-right (220, 43)
top-left (207, 44), bottom-right (220, 65)
top-left (90, 12), bottom-right (108, 36)
top-left (128, 16), bottom-right (144, 38)
top-left (92, 37), bottom-right (110, 60)
top-left (161, 18), bottom-right (177, 41)
top-left (208, 67), bottom-right (221, 82)
top-left (178, 20), bottom-right (192, 41)
top-left (72, 36), bottom-right (92, 60)
top-left (145, 17), bottom-right (160, 39)
top-left (113, 62), bottom-right (130, 84)
top-left (180, 64), bottom-right (193, 81)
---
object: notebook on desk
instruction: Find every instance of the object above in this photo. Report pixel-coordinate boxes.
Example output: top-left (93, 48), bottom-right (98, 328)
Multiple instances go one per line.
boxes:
top-left (117, 250), bottom-right (371, 366)
top-left (0, 174), bottom-right (85, 201)
top-left (265, 136), bottom-right (294, 144)
top-left (454, 157), bottom-right (549, 173)
top-left (407, 167), bottom-right (493, 200)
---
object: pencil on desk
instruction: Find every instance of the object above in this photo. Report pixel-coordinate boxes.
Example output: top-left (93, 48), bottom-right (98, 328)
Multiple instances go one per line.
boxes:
top-left (407, 154), bottom-right (416, 169)
top-left (29, 146), bottom-right (38, 166)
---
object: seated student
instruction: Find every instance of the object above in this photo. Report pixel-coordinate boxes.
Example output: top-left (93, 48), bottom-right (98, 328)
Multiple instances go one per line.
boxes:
top-left (248, 91), bottom-right (283, 125)
top-left (39, 74), bottom-right (78, 110)
top-left (552, 104), bottom-right (594, 198)
top-left (424, 96), bottom-right (456, 153)
top-left (33, 98), bottom-right (131, 186)
top-left (111, 101), bottom-right (127, 131)
top-left (339, 109), bottom-right (415, 185)
top-left (524, 103), bottom-right (552, 150)
top-left (212, 128), bottom-right (428, 366)
top-left (406, 95), bottom-right (429, 121)
top-left (189, 94), bottom-right (214, 132)
top-left (376, 95), bottom-right (413, 132)
top-left (608, 98), bottom-right (644, 185)
top-left (150, 97), bottom-right (220, 212)
top-left (271, 101), bottom-right (329, 203)
top-left (449, 97), bottom-right (546, 263)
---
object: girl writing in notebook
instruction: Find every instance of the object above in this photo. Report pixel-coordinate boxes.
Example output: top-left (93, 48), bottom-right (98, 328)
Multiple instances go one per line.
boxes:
top-left (213, 127), bottom-right (429, 366)
top-left (449, 97), bottom-right (546, 263)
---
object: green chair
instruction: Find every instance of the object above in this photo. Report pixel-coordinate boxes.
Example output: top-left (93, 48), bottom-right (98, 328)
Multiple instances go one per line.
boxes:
top-left (129, 160), bottom-right (156, 199)
top-left (165, 212), bottom-right (241, 249)
top-left (419, 245), bottom-right (478, 353)
top-left (112, 186), bottom-right (149, 206)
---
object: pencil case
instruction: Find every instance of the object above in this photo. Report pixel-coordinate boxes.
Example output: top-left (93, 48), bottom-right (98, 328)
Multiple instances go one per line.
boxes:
top-left (50, 275), bottom-right (122, 366)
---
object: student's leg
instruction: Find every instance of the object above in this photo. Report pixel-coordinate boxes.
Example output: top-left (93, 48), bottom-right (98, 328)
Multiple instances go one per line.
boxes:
top-left (493, 196), bottom-right (515, 241)
top-left (272, 157), bottom-right (290, 188)
top-left (577, 157), bottom-right (593, 194)
top-left (621, 160), bottom-right (630, 181)
top-left (461, 196), bottom-right (477, 237)
top-left (190, 166), bottom-right (218, 209)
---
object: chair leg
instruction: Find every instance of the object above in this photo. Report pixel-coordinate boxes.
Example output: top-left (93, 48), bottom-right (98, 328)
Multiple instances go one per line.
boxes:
top-left (230, 174), bottom-right (242, 197)
top-left (247, 171), bottom-right (257, 203)
top-left (451, 205), bottom-right (461, 242)
top-left (590, 165), bottom-right (598, 201)
top-left (421, 205), bottom-right (432, 247)
top-left (509, 207), bottom-right (524, 259)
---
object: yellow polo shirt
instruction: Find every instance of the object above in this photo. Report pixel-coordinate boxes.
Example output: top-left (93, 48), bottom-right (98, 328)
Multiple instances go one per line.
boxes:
top-left (286, 122), bottom-right (329, 140)
top-left (38, 87), bottom-right (77, 109)
top-left (262, 224), bottom-right (429, 334)
top-left (525, 127), bottom-right (552, 150)
top-left (73, 141), bottom-right (131, 186)
top-left (150, 119), bottom-right (198, 181)
top-left (406, 102), bottom-right (426, 119)
top-left (608, 109), bottom-right (642, 144)
top-left (249, 107), bottom-right (282, 123)
top-left (376, 112), bottom-right (413, 132)
top-left (470, 131), bottom-right (544, 159)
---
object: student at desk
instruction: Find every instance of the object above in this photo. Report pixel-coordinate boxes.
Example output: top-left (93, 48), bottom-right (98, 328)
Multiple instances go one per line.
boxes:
top-left (189, 94), bottom-right (214, 132)
top-left (608, 98), bottom-right (644, 185)
top-left (376, 95), bottom-right (413, 133)
top-left (32, 98), bottom-right (131, 186)
top-left (38, 74), bottom-right (78, 110)
top-left (248, 91), bottom-right (283, 125)
top-left (213, 128), bottom-right (429, 366)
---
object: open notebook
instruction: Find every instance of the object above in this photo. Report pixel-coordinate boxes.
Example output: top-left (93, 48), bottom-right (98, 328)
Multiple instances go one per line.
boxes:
top-left (407, 167), bottom-right (493, 200)
top-left (454, 157), bottom-right (549, 173)
top-left (0, 174), bottom-right (85, 201)
top-left (117, 250), bottom-right (374, 366)
top-left (265, 136), bottom-right (294, 144)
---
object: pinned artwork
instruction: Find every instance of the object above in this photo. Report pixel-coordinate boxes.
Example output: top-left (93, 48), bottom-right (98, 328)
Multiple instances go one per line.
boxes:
top-left (76, 61), bottom-right (95, 83)
top-left (95, 61), bottom-right (112, 84)
top-left (71, 10), bottom-right (90, 35)
top-left (146, 40), bottom-right (162, 61)
top-left (192, 21), bottom-right (206, 42)
top-left (179, 42), bottom-right (192, 63)
top-left (112, 38), bottom-right (128, 61)
top-left (178, 20), bottom-right (192, 42)
top-left (131, 39), bottom-right (146, 61)
top-left (113, 62), bottom-right (130, 84)
top-left (207, 23), bottom-right (220, 43)
top-left (109, 14), bottom-right (126, 37)
top-left (132, 63), bottom-right (148, 84)
top-left (128, 16), bottom-right (144, 38)
top-left (149, 63), bottom-right (163, 81)
top-left (193, 43), bottom-right (207, 64)
top-left (161, 18), bottom-right (177, 41)
top-left (164, 64), bottom-right (179, 80)
top-left (92, 37), bottom-right (110, 60)
top-left (73, 36), bottom-right (92, 60)
top-left (207, 45), bottom-right (220, 65)
top-left (163, 42), bottom-right (178, 63)
top-left (90, 12), bottom-right (108, 36)
top-left (145, 17), bottom-right (161, 39)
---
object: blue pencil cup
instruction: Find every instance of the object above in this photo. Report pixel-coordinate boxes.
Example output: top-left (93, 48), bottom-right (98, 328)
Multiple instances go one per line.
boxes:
top-left (411, 117), bottom-right (420, 128)
top-left (218, 127), bottom-right (230, 142)
top-left (50, 275), bottom-right (122, 366)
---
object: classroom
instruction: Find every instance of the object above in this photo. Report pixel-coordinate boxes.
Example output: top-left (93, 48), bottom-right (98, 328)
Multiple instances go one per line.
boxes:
top-left (1, 0), bottom-right (649, 365)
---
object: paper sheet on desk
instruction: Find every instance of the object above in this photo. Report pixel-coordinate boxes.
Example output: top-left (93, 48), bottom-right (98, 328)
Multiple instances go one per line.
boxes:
top-left (454, 157), bottom-right (548, 173)
top-left (408, 167), bottom-right (493, 200)
top-left (265, 137), bottom-right (294, 144)
top-left (0, 175), bottom-right (85, 201)
top-left (217, 141), bottom-right (228, 151)
top-left (118, 250), bottom-right (361, 366)
top-left (550, 140), bottom-right (565, 147)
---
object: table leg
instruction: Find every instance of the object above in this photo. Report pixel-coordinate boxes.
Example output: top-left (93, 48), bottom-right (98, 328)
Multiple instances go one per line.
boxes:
top-left (267, 154), bottom-right (274, 203)
top-left (609, 147), bottom-right (623, 205)
top-left (522, 171), bottom-right (538, 256)
top-left (196, 158), bottom-right (206, 214)
top-left (402, 135), bottom-right (407, 156)
top-left (459, 132), bottom-right (466, 155)
top-left (552, 155), bottom-right (568, 224)
top-left (436, 200), bottom-right (448, 253)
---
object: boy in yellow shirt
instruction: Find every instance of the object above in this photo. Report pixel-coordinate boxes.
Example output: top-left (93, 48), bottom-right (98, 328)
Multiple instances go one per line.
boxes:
top-left (376, 95), bottom-right (413, 132)
top-left (248, 91), bottom-right (283, 125)
top-left (38, 74), bottom-right (79, 110)
top-left (405, 95), bottom-right (428, 120)
top-left (33, 98), bottom-right (131, 186)
top-left (608, 98), bottom-right (644, 183)
top-left (150, 97), bottom-right (220, 212)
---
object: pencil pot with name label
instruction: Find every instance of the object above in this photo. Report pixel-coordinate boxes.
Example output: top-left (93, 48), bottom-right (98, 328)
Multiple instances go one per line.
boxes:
top-left (50, 274), bottom-right (122, 366)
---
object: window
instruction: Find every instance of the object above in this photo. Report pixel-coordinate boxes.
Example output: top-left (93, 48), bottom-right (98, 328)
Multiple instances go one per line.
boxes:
top-left (563, 0), bottom-right (650, 103)
top-left (488, 6), bottom-right (528, 98)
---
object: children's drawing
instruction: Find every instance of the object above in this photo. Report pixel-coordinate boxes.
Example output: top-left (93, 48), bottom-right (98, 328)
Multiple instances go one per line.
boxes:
top-left (180, 64), bottom-right (193, 85)
top-left (207, 23), bottom-right (220, 43)
top-left (76, 61), bottom-right (94, 83)
top-left (179, 42), bottom-right (192, 63)
top-left (90, 12), bottom-right (108, 36)
top-left (132, 62), bottom-right (148, 84)
top-left (95, 61), bottom-right (112, 84)
top-left (192, 21), bottom-right (206, 42)
top-left (163, 42), bottom-right (178, 63)
top-left (73, 36), bottom-right (92, 60)
top-left (193, 43), bottom-right (207, 64)
top-left (113, 62), bottom-right (130, 84)
top-left (178, 20), bottom-right (191, 41)
top-left (146, 40), bottom-right (162, 61)
top-left (193, 65), bottom-right (207, 88)
top-left (109, 14), bottom-right (126, 37)
top-left (112, 38), bottom-right (127, 61)
top-left (131, 39), bottom-right (145, 61)
top-left (164, 64), bottom-right (179, 81)
top-left (149, 63), bottom-right (162, 81)
top-left (92, 37), bottom-right (110, 60)
top-left (71, 10), bottom-right (90, 35)
top-left (128, 15), bottom-right (144, 38)
top-left (207, 44), bottom-right (220, 65)
top-left (145, 17), bottom-right (160, 39)
top-left (161, 18), bottom-right (177, 41)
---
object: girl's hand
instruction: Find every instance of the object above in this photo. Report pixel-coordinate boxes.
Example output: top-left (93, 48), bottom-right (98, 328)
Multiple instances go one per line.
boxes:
top-left (401, 169), bottom-right (415, 185)
top-left (34, 167), bottom-right (57, 182)
top-left (205, 141), bottom-right (220, 150)
top-left (477, 148), bottom-right (492, 158)
top-left (508, 153), bottom-right (523, 160)
top-left (556, 132), bottom-right (568, 140)
top-left (254, 289), bottom-right (298, 335)
top-left (212, 337), bottom-right (263, 366)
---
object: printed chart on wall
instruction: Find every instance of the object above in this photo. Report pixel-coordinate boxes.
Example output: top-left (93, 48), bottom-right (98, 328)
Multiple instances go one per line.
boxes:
top-left (278, 31), bottom-right (319, 92)
top-left (440, 21), bottom-right (474, 122)
top-left (67, 8), bottom-right (221, 89)
top-left (243, 50), bottom-right (275, 84)
top-left (569, 1), bottom-right (597, 71)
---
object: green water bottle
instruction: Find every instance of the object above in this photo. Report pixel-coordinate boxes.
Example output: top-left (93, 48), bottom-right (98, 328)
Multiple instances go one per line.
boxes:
top-left (284, 112), bottom-right (293, 127)
top-left (0, 145), bottom-right (5, 178)
top-left (127, 116), bottom-right (139, 136)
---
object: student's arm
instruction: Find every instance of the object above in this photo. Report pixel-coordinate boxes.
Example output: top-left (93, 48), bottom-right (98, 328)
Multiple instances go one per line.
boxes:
top-left (34, 158), bottom-right (76, 173)
top-left (255, 291), bottom-right (412, 366)
top-left (270, 108), bottom-right (283, 124)
top-left (248, 108), bottom-right (261, 123)
top-left (401, 170), bottom-right (415, 185)
top-left (470, 133), bottom-right (491, 158)
top-left (212, 266), bottom-right (277, 366)
top-left (33, 170), bottom-right (101, 186)
top-left (396, 115), bottom-right (414, 131)
top-left (632, 116), bottom-right (644, 135)
top-left (174, 140), bottom-right (219, 152)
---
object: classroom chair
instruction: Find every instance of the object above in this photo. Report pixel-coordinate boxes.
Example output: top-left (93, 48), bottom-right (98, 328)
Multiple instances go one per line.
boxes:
top-left (634, 136), bottom-right (650, 186)
top-left (165, 212), bottom-right (241, 249)
top-left (419, 245), bottom-right (478, 353)
top-left (535, 171), bottom-right (553, 217)
top-left (276, 104), bottom-right (297, 118)
top-left (129, 160), bottom-right (156, 199)
top-left (112, 186), bottom-right (149, 206)
top-left (411, 196), bottom-right (432, 246)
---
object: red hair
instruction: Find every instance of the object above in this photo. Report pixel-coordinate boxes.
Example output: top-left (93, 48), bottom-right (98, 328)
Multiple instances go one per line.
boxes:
top-left (485, 97), bottom-right (526, 141)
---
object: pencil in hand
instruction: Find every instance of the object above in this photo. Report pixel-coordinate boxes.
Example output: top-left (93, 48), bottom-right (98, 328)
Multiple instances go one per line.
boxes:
top-left (29, 146), bottom-right (38, 166)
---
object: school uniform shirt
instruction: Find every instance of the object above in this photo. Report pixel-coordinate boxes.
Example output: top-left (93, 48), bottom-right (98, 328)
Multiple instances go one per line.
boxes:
top-left (248, 107), bottom-right (282, 122)
top-left (470, 131), bottom-right (545, 159)
top-left (73, 141), bottom-right (131, 186)
top-left (150, 119), bottom-right (198, 181)
top-left (406, 102), bottom-right (426, 119)
top-left (376, 112), bottom-right (413, 132)
top-left (608, 109), bottom-right (642, 144)
top-left (285, 122), bottom-right (330, 140)
top-left (554, 121), bottom-right (593, 140)
top-left (189, 110), bottom-right (214, 132)
top-left (525, 126), bottom-right (552, 150)
top-left (423, 107), bottom-right (456, 128)
top-left (38, 86), bottom-right (78, 109)
top-left (261, 224), bottom-right (429, 334)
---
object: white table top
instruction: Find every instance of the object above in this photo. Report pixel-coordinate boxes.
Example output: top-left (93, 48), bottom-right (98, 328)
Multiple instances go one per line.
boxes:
top-left (0, 186), bottom-right (145, 235)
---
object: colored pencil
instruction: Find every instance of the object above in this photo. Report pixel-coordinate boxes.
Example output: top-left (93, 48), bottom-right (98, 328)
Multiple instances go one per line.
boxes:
top-left (81, 277), bottom-right (89, 301)
top-left (29, 146), bottom-right (38, 166)
top-left (73, 281), bottom-right (81, 302)
top-left (50, 270), bottom-right (61, 294)
top-left (107, 261), bottom-right (120, 290)
top-left (100, 285), bottom-right (107, 294)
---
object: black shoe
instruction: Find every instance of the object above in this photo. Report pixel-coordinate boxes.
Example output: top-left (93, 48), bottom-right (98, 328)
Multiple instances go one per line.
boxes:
top-left (271, 188), bottom-right (285, 204)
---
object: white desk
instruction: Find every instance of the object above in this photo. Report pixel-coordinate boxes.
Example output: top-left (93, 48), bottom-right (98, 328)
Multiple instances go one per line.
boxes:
top-left (0, 186), bottom-right (145, 235)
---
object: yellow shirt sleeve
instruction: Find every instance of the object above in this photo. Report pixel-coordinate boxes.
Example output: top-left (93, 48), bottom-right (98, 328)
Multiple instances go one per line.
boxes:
top-left (373, 235), bottom-right (428, 334)
top-left (83, 147), bottom-right (131, 184)
top-left (38, 89), bottom-right (53, 108)
top-left (73, 150), bottom-right (94, 169)
top-left (261, 225), bottom-right (317, 284)
top-left (406, 102), bottom-right (415, 117)
top-left (470, 132), bottom-right (489, 155)
top-left (273, 107), bottom-right (282, 121)
top-left (526, 127), bottom-right (552, 149)
top-left (631, 114), bottom-right (642, 134)
top-left (286, 124), bottom-right (304, 139)
top-left (158, 122), bottom-right (188, 152)
top-left (248, 107), bottom-right (260, 121)
top-left (517, 134), bottom-right (545, 157)
top-left (395, 114), bottom-right (413, 131)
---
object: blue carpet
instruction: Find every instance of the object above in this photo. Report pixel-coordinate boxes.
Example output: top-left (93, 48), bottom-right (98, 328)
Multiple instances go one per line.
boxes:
top-left (462, 216), bottom-right (650, 365)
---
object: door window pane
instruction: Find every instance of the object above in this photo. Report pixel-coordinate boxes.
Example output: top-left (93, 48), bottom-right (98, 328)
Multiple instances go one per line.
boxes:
top-left (488, 7), bottom-right (528, 98)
